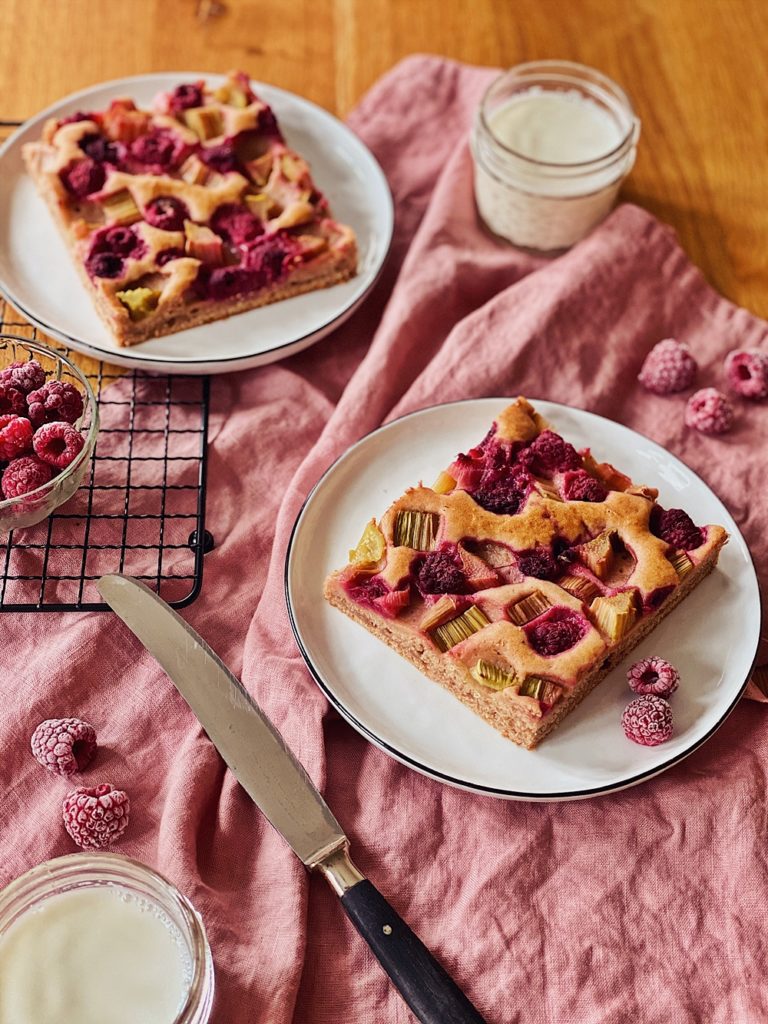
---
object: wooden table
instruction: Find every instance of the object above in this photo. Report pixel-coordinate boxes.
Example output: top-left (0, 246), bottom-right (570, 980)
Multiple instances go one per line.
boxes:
top-left (1, 0), bottom-right (767, 317)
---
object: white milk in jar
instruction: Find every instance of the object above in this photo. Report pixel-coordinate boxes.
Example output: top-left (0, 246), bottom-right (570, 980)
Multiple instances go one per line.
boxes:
top-left (472, 61), bottom-right (639, 250)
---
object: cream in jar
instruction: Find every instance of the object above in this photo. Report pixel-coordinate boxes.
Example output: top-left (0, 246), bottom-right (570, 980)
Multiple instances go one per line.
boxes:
top-left (472, 61), bottom-right (639, 251)
top-left (0, 886), bottom-right (192, 1024)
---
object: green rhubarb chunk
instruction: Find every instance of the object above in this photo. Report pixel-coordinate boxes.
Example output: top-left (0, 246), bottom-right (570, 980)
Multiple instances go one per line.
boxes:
top-left (116, 287), bottom-right (160, 321)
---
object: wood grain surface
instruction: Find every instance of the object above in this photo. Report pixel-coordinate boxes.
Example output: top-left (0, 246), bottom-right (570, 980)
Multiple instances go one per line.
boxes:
top-left (1, 0), bottom-right (766, 320)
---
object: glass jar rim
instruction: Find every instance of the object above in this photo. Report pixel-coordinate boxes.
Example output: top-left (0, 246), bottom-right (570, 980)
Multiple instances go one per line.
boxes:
top-left (0, 852), bottom-right (212, 1024)
top-left (478, 59), bottom-right (639, 170)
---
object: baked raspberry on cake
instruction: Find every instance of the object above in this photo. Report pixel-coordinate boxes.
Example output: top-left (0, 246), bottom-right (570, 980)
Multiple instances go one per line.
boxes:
top-left (323, 398), bottom-right (728, 749)
top-left (22, 71), bottom-right (357, 346)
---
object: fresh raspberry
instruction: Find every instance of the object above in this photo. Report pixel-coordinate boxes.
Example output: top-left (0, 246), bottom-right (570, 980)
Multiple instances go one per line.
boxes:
top-left (27, 380), bottom-right (84, 426)
top-left (415, 551), bottom-right (467, 595)
top-left (1, 455), bottom-right (53, 499)
top-left (156, 247), bottom-right (186, 266)
top-left (31, 717), bottom-right (97, 777)
top-left (525, 607), bottom-right (588, 656)
top-left (79, 133), bottom-right (123, 165)
top-left (62, 784), bottom-right (130, 850)
top-left (560, 469), bottom-right (608, 503)
top-left (521, 430), bottom-right (581, 475)
top-left (143, 195), bottom-right (189, 232)
top-left (517, 548), bottom-right (558, 580)
top-left (59, 158), bottom-right (106, 198)
top-left (200, 142), bottom-right (240, 174)
top-left (684, 388), bottom-right (734, 435)
top-left (0, 415), bottom-right (33, 460)
top-left (649, 506), bottom-right (703, 551)
top-left (33, 421), bottom-right (85, 469)
top-left (129, 130), bottom-right (178, 168)
top-left (0, 359), bottom-right (46, 394)
top-left (638, 338), bottom-right (697, 394)
top-left (627, 656), bottom-right (680, 697)
top-left (169, 82), bottom-right (204, 114)
top-left (88, 225), bottom-right (145, 259)
top-left (621, 695), bottom-right (673, 746)
top-left (210, 203), bottom-right (262, 245)
top-left (724, 348), bottom-right (768, 400)
top-left (85, 251), bottom-right (125, 279)
top-left (0, 380), bottom-right (27, 416)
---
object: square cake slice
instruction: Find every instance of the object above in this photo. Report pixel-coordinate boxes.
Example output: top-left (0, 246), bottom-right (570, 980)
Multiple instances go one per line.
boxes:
top-left (22, 71), bottom-right (357, 346)
top-left (324, 398), bottom-right (728, 749)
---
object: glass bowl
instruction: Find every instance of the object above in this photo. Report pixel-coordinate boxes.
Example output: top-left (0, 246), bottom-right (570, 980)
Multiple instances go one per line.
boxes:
top-left (0, 335), bottom-right (99, 532)
top-left (0, 852), bottom-right (214, 1023)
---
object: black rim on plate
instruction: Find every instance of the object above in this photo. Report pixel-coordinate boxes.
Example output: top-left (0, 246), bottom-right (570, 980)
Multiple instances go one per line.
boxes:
top-left (284, 398), bottom-right (762, 801)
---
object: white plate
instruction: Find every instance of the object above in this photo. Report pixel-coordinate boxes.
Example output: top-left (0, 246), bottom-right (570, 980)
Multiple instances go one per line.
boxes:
top-left (0, 73), bottom-right (393, 375)
top-left (286, 399), bottom-right (761, 801)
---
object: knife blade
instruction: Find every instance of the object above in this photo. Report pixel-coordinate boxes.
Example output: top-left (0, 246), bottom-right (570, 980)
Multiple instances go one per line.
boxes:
top-left (97, 575), bottom-right (488, 1024)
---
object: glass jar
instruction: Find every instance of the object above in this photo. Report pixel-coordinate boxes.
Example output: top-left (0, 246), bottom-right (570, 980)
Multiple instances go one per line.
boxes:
top-left (0, 853), bottom-right (214, 1024)
top-left (471, 60), bottom-right (640, 251)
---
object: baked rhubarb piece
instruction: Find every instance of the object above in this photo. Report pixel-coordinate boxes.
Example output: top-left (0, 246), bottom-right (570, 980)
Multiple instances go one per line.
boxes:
top-left (324, 398), bottom-right (728, 749)
top-left (22, 72), bottom-right (357, 346)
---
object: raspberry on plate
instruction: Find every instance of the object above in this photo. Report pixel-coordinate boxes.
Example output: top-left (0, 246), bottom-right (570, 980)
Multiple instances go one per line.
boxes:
top-left (33, 421), bottom-right (85, 469)
top-left (1, 455), bottom-right (53, 499)
top-left (684, 387), bottom-right (734, 435)
top-left (31, 717), bottom-right (97, 777)
top-left (724, 348), bottom-right (768, 400)
top-left (627, 656), bottom-right (680, 697)
top-left (638, 338), bottom-right (698, 394)
top-left (62, 784), bottom-right (130, 850)
top-left (26, 380), bottom-right (84, 426)
top-left (0, 379), bottom-right (27, 417)
top-left (621, 694), bottom-right (673, 746)
top-left (0, 415), bottom-right (33, 461)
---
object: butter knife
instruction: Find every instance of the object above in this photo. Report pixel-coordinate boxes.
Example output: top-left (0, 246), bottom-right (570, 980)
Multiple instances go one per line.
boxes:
top-left (97, 575), bottom-right (488, 1024)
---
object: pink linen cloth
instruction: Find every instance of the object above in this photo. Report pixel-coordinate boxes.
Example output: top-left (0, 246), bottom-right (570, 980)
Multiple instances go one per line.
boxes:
top-left (2, 55), bottom-right (768, 1024)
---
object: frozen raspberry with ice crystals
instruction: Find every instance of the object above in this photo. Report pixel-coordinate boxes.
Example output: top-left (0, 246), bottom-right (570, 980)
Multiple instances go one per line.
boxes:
top-left (0, 415), bottom-right (33, 460)
top-left (1, 455), bottom-right (53, 499)
top-left (0, 379), bottom-right (28, 416)
top-left (31, 717), bottom-right (97, 777)
top-left (525, 608), bottom-right (588, 656)
top-left (638, 338), bottom-right (697, 394)
top-left (33, 421), bottom-right (85, 469)
top-left (724, 349), bottom-right (768, 400)
top-left (685, 387), bottom-right (734, 435)
top-left (27, 380), bottom-right (84, 426)
top-left (0, 359), bottom-right (46, 394)
top-left (621, 695), bottom-right (673, 746)
top-left (62, 784), bottom-right (130, 850)
top-left (627, 656), bottom-right (680, 697)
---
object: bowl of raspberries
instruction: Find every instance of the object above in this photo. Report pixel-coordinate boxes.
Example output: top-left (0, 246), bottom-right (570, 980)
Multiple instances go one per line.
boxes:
top-left (0, 337), bottom-right (98, 531)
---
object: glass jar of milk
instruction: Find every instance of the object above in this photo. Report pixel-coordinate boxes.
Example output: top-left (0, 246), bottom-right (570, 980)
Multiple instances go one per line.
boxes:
top-left (0, 853), bottom-right (214, 1024)
top-left (471, 60), bottom-right (640, 251)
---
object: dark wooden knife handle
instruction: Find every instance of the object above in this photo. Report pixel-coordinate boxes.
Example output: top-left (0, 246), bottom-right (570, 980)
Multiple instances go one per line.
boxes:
top-left (340, 879), bottom-right (488, 1024)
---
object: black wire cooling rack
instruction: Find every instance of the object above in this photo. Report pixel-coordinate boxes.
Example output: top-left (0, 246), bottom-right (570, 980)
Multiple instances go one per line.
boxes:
top-left (0, 313), bottom-right (211, 613)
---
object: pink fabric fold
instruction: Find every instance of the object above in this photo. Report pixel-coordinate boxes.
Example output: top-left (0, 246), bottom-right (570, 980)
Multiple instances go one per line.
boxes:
top-left (2, 55), bottom-right (768, 1024)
